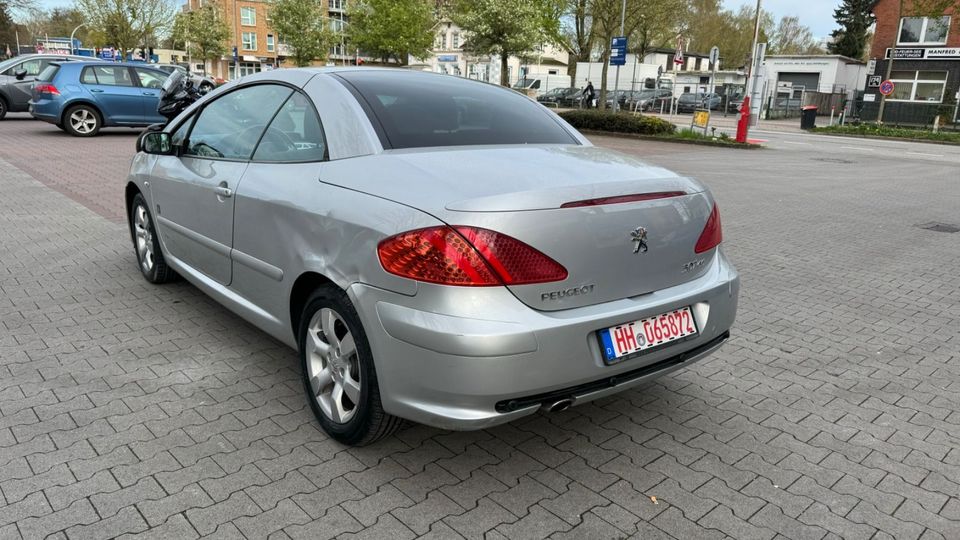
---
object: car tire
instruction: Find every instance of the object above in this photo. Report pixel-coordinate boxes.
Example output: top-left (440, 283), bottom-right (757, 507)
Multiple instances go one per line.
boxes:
top-left (63, 104), bottom-right (101, 137)
top-left (0, 97), bottom-right (7, 120)
top-left (129, 193), bottom-right (177, 284)
top-left (299, 285), bottom-right (402, 446)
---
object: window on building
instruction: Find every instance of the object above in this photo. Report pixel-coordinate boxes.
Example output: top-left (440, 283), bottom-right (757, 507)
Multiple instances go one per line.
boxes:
top-left (899, 16), bottom-right (950, 44)
top-left (240, 7), bottom-right (256, 26)
top-left (267, 34), bottom-right (275, 53)
top-left (437, 32), bottom-right (446, 49)
top-left (242, 32), bottom-right (257, 51)
top-left (452, 32), bottom-right (460, 49)
top-left (329, 0), bottom-right (345, 10)
top-left (889, 70), bottom-right (947, 102)
top-left (695, 58), bottom-right (702, 71)
top-left (331, 18), bottom-right (345, 32)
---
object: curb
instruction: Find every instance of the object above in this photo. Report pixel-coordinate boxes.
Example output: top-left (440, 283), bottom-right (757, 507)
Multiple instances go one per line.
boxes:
top-left (810, 130), bottom-right (960, 147)
top-left (579, 129), bottom-right (763, 149)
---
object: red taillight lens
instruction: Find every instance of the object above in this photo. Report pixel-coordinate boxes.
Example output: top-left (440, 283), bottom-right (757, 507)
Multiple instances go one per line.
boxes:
top-left (378, 226), bottom-right (568, 286)
top-left (35, 83), bottom-right (59, 95)
top-left (694, 204), bottom-right (723, 253)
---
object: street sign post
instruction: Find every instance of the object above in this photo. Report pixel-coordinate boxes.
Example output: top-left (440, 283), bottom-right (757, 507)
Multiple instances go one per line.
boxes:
top-left (879, 80), bottom-right (895, 96)
top-left (709, 46), bottom-right (719, 98)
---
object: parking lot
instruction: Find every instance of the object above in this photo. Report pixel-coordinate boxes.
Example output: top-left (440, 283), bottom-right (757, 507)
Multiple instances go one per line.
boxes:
top-left (1, 113), bottom-right (959, 539)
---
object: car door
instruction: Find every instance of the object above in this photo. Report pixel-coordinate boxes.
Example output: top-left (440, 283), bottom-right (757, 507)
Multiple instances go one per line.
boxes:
top-left (133, 67), bottom-right (167, 124)
top-left (230, 90), bottom-right (328, 318)
top-left (4, 57), bottom-right (48, 110)
top-left (79, 65), bottom-right (142, 124)
top-left (149, 83), bottom-right (294, 286)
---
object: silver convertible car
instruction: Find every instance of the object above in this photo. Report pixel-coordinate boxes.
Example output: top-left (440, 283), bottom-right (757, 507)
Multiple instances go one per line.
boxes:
top-left (128, 68), bottom-right (739, 445)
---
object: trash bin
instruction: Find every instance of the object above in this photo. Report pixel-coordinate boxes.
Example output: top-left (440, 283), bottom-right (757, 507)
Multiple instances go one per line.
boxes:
top-left (800, 106), bottom-right (818, 130)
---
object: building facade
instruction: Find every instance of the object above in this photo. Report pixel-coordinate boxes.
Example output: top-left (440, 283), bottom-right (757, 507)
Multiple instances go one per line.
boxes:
top-left (865, 0), bottom-right (959, 124)
top-left (408, 18), bottom-right (569, 89)
top-left (184, 0), bottom-right (354, 80)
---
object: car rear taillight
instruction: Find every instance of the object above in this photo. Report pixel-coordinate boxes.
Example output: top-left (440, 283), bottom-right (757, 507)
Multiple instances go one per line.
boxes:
top-left (35, 83), bottom-right (60, 95)
top-left (378, 226), bottom-right (568, 286)
top-left (694, 204), bottom-right (723, 253)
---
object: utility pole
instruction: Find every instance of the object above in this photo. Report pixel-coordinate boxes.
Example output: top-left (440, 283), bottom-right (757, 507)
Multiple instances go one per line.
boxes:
top-left (69, 24), bottom-right (86, 55)
top-left (876, 0), bottom-right (904, 123)
top-left (612, 0), bottom-right (626, 111)
top-left (745, 0), bottom-right (762, 124)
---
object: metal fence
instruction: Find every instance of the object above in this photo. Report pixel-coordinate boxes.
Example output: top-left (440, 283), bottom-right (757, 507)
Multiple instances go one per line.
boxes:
top-left (856, 100), bottom-right (960, 130)
top-left (763, 90), bottom-right (847, 120)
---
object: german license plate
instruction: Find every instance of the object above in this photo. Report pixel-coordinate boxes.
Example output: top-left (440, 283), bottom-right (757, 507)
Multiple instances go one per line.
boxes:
top-left (598, 307), bottom-right (698, 363)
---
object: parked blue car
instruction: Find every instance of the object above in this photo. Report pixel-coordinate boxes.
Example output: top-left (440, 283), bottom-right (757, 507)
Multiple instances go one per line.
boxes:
top-left (30, 61), bottom-right (168, 136)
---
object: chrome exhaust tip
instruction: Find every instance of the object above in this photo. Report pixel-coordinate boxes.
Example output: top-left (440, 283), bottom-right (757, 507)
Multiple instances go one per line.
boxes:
top-left (543, 398), bottom-right (574, 413)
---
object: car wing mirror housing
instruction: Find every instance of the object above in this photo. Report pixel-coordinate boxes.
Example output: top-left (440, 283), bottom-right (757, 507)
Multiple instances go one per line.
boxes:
top-left (14, 69), bottom-right (27, 80)
top-left (138, 131), bottom-right (175, 155)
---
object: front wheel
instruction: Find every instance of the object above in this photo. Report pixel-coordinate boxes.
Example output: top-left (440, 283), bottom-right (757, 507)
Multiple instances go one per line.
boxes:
top-left (0, 97), bottom-right (7, 120)
top-left (64, 104), bottom-right (101, 137)
top-left (129, 193), bottom-right (176, 284)
top-left (299, 286), bottom-right (401, 446)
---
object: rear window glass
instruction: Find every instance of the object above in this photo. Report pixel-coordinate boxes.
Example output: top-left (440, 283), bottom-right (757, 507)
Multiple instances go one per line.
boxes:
top-left (37, 64), bottom-right (60, 82)
top-left (337, 71), bottom-right (578, 149)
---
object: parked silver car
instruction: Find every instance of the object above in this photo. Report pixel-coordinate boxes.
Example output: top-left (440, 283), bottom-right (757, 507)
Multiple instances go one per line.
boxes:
top-left (0, 53), bottom-right (93, 119)
top-left (127, 68), bottom-right (739, 445)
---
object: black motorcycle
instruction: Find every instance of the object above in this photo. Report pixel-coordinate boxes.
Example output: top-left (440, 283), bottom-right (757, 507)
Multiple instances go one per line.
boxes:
top-left (157, 70), bottom-right (203, 125)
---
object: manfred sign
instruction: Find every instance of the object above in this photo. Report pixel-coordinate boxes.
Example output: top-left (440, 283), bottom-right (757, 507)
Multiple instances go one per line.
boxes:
top-left (885, 47), bottom-right (960, 60)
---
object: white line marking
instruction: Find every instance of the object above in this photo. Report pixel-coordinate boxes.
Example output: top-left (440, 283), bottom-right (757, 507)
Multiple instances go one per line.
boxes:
top-left (907, 151), bottom-right (944, 157)
top-left (841, 146), bottom-right (875, 152)
top-left (779, 140), bottom-right (811, 145)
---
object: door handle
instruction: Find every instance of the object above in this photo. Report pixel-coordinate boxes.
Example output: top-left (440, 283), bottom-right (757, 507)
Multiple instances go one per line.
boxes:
top-left (214, 186), bottom-right (233, 198)
top-left (90, 89), bottom-right (104, 93)
top-left (143, 92), bottom-right (156, 96)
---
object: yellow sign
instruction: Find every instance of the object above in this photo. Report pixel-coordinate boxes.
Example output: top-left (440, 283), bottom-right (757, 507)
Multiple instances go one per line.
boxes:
top-left (692, 110), bottom-right (710, 129)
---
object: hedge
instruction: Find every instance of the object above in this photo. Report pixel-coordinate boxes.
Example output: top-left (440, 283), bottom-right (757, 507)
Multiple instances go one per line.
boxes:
top-left (559, 110), bottom-right (676, 136)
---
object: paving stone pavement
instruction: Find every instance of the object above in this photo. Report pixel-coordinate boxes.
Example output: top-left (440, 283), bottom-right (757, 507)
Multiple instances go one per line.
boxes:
top-left (1, 115), bottom-right (959, 539)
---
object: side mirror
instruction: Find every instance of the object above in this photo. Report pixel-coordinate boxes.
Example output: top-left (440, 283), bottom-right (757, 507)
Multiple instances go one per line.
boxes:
top-left (138, 131), bottom-right (174, 155)
top-left (14, 69), bottom-right (27, 80)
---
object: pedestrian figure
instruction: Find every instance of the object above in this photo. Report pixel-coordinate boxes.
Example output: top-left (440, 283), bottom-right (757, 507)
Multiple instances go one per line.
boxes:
top-left (582, 80), bottom-right (595, 109)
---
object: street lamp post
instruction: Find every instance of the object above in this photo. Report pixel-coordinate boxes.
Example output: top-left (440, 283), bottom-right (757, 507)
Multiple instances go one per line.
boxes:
top-left (69, 24), bottom-right (86, 55)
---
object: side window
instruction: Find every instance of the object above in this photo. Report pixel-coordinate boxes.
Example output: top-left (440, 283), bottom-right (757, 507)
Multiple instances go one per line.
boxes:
top-left (135, 68), bottom-right (166, 89)
top-left (80, 67), bottom-right (98, 84)
top-left (170, 114), bottom-right (195, 147)
top-left (20, 59), bottom-right (42, 76)
top-left (185, 84), bottom-right (292, 160)
top-left (83, 66), bottom-right (134, 86)
top-left (252, 92), bottom-right (327, 162)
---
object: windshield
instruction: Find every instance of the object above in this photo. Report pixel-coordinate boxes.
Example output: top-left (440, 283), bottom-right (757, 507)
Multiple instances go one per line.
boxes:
top-left (338, 71), bottom-right (578, 150)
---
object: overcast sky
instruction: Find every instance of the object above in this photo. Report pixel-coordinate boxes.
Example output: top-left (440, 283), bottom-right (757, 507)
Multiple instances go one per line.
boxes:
top-left (726, 0), bottom-right (838, 38)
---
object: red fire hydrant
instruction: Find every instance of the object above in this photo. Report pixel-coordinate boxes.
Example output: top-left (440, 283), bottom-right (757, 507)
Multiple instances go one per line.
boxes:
top-left (735, 96), bottom-right (751, 143)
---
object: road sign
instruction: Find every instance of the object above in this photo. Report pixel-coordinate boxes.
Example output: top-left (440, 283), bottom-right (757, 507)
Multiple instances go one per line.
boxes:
top-left (610, 36), bottom-right (627, 66)
top-left (866, 59), bottom-right (877, 75)
top-left (867, 75), bottom-right (882, 88)
top-left (709, 46), bottom-right (719, 68)
top-left (879, 79), bottom-right (895, 96)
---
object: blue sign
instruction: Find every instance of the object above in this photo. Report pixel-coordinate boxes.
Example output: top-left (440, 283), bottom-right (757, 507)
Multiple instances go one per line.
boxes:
top-left (437, 55), bottom-right (458, 63)
top-left (610, 36), bottom-right (627, 66)
top-left (99, 47), bottom-right (114, 59)
top-left (232, 46), bottom-right (238, 62)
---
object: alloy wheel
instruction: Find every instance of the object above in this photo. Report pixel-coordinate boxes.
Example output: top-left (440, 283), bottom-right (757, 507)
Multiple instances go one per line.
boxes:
top-left (305, 307), bottom-right (361, 424)
top-left (70, 108), bottom-right (97, 134)
top-left (133, 203), bottom-right (155, 273)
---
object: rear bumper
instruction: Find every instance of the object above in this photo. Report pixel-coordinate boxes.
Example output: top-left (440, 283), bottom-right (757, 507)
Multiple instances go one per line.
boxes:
top-left (29, 98), bottom-right (62, 123)
top-left (349, 249), bottom-right (739, 430)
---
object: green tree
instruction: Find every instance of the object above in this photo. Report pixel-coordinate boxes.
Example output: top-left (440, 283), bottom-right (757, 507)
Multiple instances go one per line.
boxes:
top-left (827, 0), bottom-right (874, 59)
top-left (76, 0), bottom-right (175, 56)
top-left (172, 4), bottom-right (229, 74)
top-left (347, 0), bottom-right (435, 64)
top-left (269, 0), bottom-right (336, 67)
top-left (552, 0), bottom-right (593, 85)
top-left (452, 0), bottom-right (558, 86)
top-left (770, 15), bottom-right (821, 55)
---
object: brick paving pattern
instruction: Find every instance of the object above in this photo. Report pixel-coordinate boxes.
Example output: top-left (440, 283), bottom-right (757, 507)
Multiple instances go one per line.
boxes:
top-left (1, 114), bottom-right (959, 539)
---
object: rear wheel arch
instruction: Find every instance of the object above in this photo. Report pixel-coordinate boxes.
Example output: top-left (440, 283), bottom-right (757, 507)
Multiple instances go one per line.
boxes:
top-left (290, 272), bottom-right (338, 345)
top-left (60, 100), bottom-right (103, 126)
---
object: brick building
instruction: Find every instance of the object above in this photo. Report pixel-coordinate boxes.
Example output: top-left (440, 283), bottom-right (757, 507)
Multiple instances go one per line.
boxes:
top-left (183, 0), bottom-right (354, 80)
top-left (864, 0), bottom-right (959, 124)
